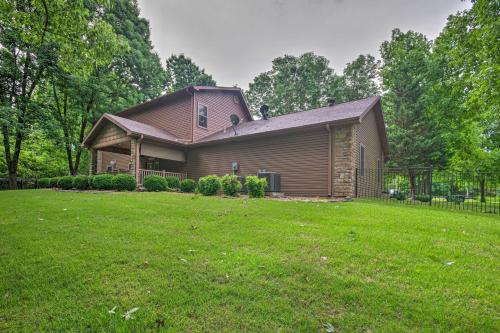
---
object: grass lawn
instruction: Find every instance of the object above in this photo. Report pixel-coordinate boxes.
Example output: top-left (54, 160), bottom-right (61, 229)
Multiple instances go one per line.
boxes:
top-left (0, 190), bottom-right (498, 332)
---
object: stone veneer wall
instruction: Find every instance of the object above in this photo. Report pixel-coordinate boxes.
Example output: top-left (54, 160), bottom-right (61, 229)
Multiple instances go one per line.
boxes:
top-left (332, 125), bottom-right (355, 197)
top-left (129, 138), bottom-right (138, 177)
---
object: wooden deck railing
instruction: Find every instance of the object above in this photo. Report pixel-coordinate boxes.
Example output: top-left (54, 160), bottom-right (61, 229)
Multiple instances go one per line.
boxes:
top-left (137, 169), bottom-right (187, 186)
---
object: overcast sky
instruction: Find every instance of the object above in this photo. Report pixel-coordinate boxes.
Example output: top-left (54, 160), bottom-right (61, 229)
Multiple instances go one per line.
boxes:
top-left (136, 0), bottom-right (471, 89)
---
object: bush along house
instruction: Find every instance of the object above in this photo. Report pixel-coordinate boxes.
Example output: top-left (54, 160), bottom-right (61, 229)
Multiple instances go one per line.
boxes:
top-left (82, 86), bottom-right (388, 197)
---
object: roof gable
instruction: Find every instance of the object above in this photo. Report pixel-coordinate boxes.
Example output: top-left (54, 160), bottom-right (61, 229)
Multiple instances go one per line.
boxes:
top-left (115, 86), bottom-right (253, 121)
top-left (82, 114), bottom-right (187, 147)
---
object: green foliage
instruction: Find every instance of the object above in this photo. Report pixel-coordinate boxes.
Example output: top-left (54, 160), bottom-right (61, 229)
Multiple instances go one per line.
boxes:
top-left (143, 175), bottom-right (168, 192)
top-left (394, 192), bottom-right (407, 201)
top-left (111, 174), bottom-right (136, 191)
top-left (180, 179), bottom-right (197, 193)
top-left (245, 176), bottom-right (267, 198)
top-left (415, 194), bottom-right (432, 203)
top-left (342, 54), bottom-right (380, 101)
top-left (165, 176), bottom-right (181, 189)
top-left (198, 175), bottom-right (221, 196)
top-left (50, 177), bottom-right (61, 188)
top-left (58, 176), bottom-right (74, 190)
top-left (246, 52), bottom-right (345, 117)
top-left (102, 0), bottom-right (167, 101)
top-left (0, 0), bottom-right (96, 188)
top-left (428, 0), bottom-right (499, 172)
top-left (165, 54), bottom-right (216, 92)
top-left (92, 174), bottom-right (114, 190)
top-left (381, 29), bottom-right (448, 169)
top-left (0, 130), bottom-right (68, 179)
top-left (38, 178), bottom-right (51, 189)
top-left (221, 174), bottom-right (242, 197)
top-left (72, 176), bottom-right (90, 190)
top-left (446, 195), bottom-right (465, 204)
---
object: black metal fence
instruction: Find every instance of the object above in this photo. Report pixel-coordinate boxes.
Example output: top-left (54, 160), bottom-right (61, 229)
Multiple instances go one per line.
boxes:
top-left (355, 168), bottom-right (500, 214)
top-left (0, 178), bottom-right (39, 190)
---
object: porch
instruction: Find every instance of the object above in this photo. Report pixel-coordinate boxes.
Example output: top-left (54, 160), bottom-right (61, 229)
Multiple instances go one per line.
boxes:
top-left (82, 114), bottom-right (189, 187)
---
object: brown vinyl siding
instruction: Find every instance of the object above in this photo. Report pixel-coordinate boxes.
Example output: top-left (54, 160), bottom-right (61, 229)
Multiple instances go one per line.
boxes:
top-left (353, 108), bottom-right (385, 196)
top-left (91, 123), bottom-right (127, 148)
top-left (354, 109), bottom-right (384, 170)
top-left (98, 151), bottom-right (130, 173)
top-left (125, 96), bottom-right (193, 140)
top-left (187, 127), bottom-right (329, 196)
top-left (193, 91), bottom-right (249, 142)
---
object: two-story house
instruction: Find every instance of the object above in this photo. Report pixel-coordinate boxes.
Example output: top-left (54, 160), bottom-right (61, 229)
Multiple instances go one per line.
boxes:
top-left (82, 86), bottom-right (388, 197)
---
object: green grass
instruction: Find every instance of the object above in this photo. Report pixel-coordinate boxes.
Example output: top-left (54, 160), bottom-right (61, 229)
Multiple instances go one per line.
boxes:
top-left (0, 190), bottom-right (499, 332)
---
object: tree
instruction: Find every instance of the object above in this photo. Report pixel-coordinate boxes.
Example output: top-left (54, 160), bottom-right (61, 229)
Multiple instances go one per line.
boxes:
top-left (380, 29), bottom-right (448, 169)
top-left (428, 0), bottom-right (499, 173)
top-left (0, 0), bottom-right (89, 188)
top-left (342, 54), bottom-right (380, 101)
top-left (103, 0), bottom-right (167, 102)
top-left (42, 0), bottom-right (166, 176)
top-left (245, 52), bottom-right (345, 117)
top-left (165, 54), bottom-right (216, 92)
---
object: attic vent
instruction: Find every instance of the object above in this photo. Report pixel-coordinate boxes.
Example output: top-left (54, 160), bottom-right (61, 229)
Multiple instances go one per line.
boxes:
top-left (233, 95), bottom-right (239, 104)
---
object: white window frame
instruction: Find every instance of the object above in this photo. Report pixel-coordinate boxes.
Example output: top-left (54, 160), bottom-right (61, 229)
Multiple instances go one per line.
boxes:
top-left (359, 144), bottom-right (366, 176)
top-left (197, 103), bottom-right (208, 129)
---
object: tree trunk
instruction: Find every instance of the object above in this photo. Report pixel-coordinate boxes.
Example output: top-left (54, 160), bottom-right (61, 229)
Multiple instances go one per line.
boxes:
top-left (479, 178), bottom-right (486, 203)
top-left (408, 169), bottom-right (417, 198)
top-left (8, 171), bottom-right (17, 190)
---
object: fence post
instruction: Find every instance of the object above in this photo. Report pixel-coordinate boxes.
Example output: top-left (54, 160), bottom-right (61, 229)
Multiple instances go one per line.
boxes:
top-left (428, 165), bottom-right (433, 206)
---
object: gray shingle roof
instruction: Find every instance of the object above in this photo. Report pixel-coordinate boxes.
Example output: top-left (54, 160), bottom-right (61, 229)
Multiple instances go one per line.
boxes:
top-left (83, 95), bottom-right (384, 151)
top-left (196, 96), bottom-right (380, 143)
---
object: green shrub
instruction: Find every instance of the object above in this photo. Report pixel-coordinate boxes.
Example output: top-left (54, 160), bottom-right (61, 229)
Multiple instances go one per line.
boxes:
top-left (395, 192), bottom-right (407, 201)
top-left (221, 174), bottom-right (242, 197)
top-left (446, 195), bottom-right (465, 203)
top-left (165, 176), bottom-right (181, 189)
top-left (246, 176), bottom-right (267, 198)
top-left (59, 176), bottom-right (74, 190)
top-left (112, 174), bottom-right (136, 191)
top-left (92, 174), bottom-right (114, 190)
top-left (38, 178), bottom-right (51, 188)
top-left (198, 175), bottom-right (221, 196)
top-left (50, 177), bottom-right (61, 188)
top-left (72, 175), bottom-right (89, 190)
top-left (88, 176), bottom-right (95, 189)
top-left (415, 194), bottom-right (431, 202)
top-left (143, 175), bottom-right (168, 192)
top-left (180, 179), bottom-right (197, 192)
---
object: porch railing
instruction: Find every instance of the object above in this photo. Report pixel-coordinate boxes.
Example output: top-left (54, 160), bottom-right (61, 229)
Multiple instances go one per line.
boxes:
top-left (137, 169), bottom-right (187, 186)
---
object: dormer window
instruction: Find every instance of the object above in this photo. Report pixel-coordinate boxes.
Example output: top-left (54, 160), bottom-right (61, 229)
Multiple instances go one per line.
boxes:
top-left (198, 103), bottom-right (208, 128)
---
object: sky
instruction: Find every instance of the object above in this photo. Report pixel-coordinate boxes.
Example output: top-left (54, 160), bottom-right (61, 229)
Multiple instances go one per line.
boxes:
top-left (136, 0), bottom-right (472, 89)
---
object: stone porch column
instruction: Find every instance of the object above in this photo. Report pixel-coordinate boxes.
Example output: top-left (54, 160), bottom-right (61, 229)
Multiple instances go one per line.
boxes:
top-left (332, 125), bottom-right (354, 197)
top-left (89, 148), bottom-right (98, 176)
top-left (130, 138), bottom-right (141, 182)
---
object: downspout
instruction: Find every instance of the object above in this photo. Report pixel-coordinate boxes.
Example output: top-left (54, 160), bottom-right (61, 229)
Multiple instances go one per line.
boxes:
top-left (326, 124), bottom-right (332, 197)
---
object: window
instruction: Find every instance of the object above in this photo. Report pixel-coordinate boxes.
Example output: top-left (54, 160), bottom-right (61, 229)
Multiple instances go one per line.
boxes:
top-left (359, 144), bottom-right (366, 176)
top-left (198, 103), bottom-right (208, 128)
top-left (144, 159), bottom-right (160, 171)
